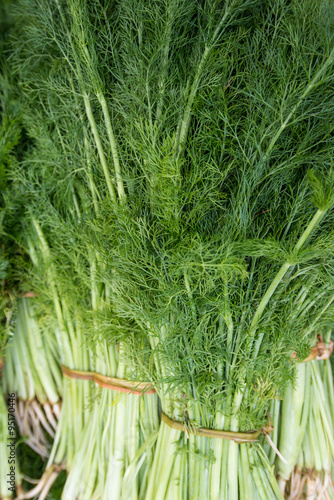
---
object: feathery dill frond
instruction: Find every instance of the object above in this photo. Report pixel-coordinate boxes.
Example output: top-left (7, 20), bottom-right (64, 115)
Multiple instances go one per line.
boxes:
top-left (6, 0), bottom-right (334, 497)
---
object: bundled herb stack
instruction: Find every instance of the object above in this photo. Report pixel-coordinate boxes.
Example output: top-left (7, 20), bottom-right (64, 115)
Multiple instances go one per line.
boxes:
top-left (294, 351), bottom-right (334, 499)
top-left (96, 0), bottom-right (334, 498)
top-left (265, 329), bottom-right (334, 499)
top-left (299, 339), bottom-right (334, 498)
top-left (7, 0), bottom-right (159, 497)
top-left (3, 0), bottom-right (334, 498)
top-left (2, 298), bottom-right (62, 459)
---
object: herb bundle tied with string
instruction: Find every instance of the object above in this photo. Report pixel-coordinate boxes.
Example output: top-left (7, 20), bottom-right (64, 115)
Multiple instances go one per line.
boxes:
top-left (8, 0), bottom-right (160, 498)
top-left (8, 0), bottom-right (334, 498)
top-left (99, 1), bottom-right (334, 498)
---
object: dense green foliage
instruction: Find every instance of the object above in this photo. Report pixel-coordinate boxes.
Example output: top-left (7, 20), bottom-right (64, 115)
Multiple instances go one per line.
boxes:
top-left (0, 0), bottom-right (29, 358)
top-left (2, 0), bottom-right (334, 498)
top-left (9, 0), bottom-right (334, 430)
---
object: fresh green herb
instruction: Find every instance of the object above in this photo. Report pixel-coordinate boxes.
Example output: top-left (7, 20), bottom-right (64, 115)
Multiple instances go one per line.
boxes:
top-left (6, 0), bottom-right (334, 498)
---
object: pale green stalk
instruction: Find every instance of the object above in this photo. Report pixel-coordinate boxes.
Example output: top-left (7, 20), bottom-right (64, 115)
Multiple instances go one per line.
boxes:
top-left (54, 0), bottom-right (118, 203)
top-left (262, 45), bottom-right (334, 164)
top-left (154, 0), bottom-right (177, 127)
top-left (174, 5), bottom-right (232, 158)
top-left (228, 207), bottom-right (327, 440)
top-left (251, 208), bottom-right (324, 359)
top-left (273, 333), bottom-right (334, 497)
top-left (266, 398), bottom-right (280, 465)
top-left (22, 300), bottom-right (60, 404)
top-left (209, 414), bottom-right (225, 499)
top-left (70, 76), bottom-right (100, 213)
top-left (31, 220), bottom-right (73, 366)
top-left (83, 93), bottom-right (117, 203)
top-left (5, 326), bottom-right (33, 401)
top-left (62, 391), bottom-right (101, 499)
top-left (97, 91), bottom-right (126, 203)
top-left (29, 221), bottom-right (93, 470)
top-left (277, 364), bottom-right (310, 489)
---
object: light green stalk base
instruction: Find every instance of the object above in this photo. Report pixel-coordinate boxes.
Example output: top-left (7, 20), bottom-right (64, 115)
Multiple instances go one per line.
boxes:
top-left (272, 334), bottom-right (334, 498)
top-left (3, 299), bottom-right (61, 404)
top-left (145, 420), bottom-right (283, 500)
top-left (61, 340), bottom-right (159, 500)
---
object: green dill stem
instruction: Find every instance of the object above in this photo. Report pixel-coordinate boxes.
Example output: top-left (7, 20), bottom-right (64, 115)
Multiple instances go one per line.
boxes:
top-left (183, 273), bottom-right (199, 400)
top-left (309, 410), bottom-right (322, 472)
top-left (84, 130), bottom-right (100, 213)
top-left (76, 417), bottom-right (99, 500)
top-left (2, 348), bottom-right (13, 395)
top-left (143, 422), bottom-right (167, 499)
top-left (154, 1), bottom-right (176, 126)
top-left (188, 433), bottom-right (203, 500)
top-left (311, 362), bottom-right (334, 455)
top-left (72, 190), bottom-right (81, 220)
top-left (70, 75), bottom-right (100, 213)
top-left (220, 439), bottom-right (229, 498)
top-left (303, 424), bottom-right (312, 470)
top-left (43, 343), bottom-right (62, 398)
top-left (224, 280), bottom-right (234, 377)
top-left (127, 396), bottom-right (139, 499)
top-left (250, 261), bottom-right (290, 350)
top-left (263, 46), bottom-right (334, 163)
top-left (24, 300), bottom-right (59, 404)
top-left (250, 208), bottom-right (324, 359)
top-left (173, 450), bottom-right (186, 500)
top-left (300, 293), bottom-right (334, 340)
top-left (97, 91), bottom-right (126, 203)
top-left (61, 300), bottom-right (79, 367)
top-left (209, 414), bottom-right (224, 499)
top-left (277, 363), bottom-right (310, 482)
top-left (238, 447), bottom-right (245, 499)
top-left (32, 219), bottom-right (74, 366)
top-left (226, 392), bottom-right (243, 498)
top-left (324, 355), bottom-right (334, 422)
top-left (175, 43), bottom-right (210, 157)
top-left (107, 347), bottom-right (126, 500)
top-left (147, 425), bottom-right (181, 499)
top-left (228, 208), bottom-right (326, 457)
top-left (54, 0), bottom-right (117, 203)
top-left (180, 449), bottom-right (188, 500)
top-left (74, 316), bottom-right (90, 429)
top-left (83, 93), bottom-right (117, 203)
top-left (48, 381), bottom-right (68, 466)
top-left (227, 441), bottom-right (239, 499)
top-left (100, 391), bottom-right (113, 491)
top-left (145, 69), bottom-right (154, 140)
top-left (174, 6), bottom-right (231, 157)
top-left (266, 399), bottom-right (280, 465)
top-left (239, 445), bottom-right (252, 499)
top-left (216, 316), bottom-right (226, 381)
top-left (90, 256), bottom-right (98, 311)
top-left (9, 316), bottom-right (34, 400)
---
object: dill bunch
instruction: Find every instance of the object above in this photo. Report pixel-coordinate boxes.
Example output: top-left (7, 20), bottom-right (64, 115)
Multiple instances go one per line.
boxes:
top-left (3, 298), bottom-right (62, 459)
top-left (0, 0), bottom-right (25, 359)
top-left (263, 329), bottom-right (334, 498)
top-left (8, 0), bottom-right (334, 498)
top-left (7, 1), bottom-right (160, 497)
top-left (95, 1), bottom-right (334, 497)
top-left (90, 0), bottom-right (334, 415)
